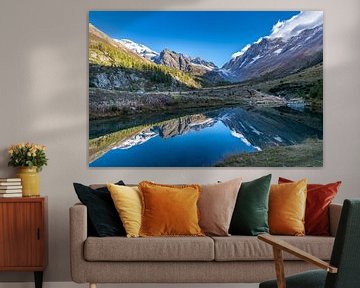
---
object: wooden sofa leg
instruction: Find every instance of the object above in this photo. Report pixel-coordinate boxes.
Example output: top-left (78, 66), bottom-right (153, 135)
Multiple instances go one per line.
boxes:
top-left (89, 283), bottom-right (96, 288)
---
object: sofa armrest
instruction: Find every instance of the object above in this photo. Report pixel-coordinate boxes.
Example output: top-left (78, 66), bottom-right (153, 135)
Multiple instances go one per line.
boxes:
top-left (329, 203), bottom-right (342, 237)
top-left (69, 203), bottom-right (88, 283)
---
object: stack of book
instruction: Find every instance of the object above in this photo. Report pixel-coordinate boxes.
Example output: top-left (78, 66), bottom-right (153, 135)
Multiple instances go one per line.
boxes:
top-left (0, 178), bottom-right (22, 197)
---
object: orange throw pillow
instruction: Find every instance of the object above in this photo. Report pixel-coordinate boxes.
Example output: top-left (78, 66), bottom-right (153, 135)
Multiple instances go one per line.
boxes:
top-left (269, 179), bottom-right (307, 236)
top-left (279, 177), bottom-right (341, 235)
top-left (138, 181), bottom-right (204, 237)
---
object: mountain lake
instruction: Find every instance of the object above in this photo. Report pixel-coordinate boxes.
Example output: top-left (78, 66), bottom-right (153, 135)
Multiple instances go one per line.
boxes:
top-left (89, 106), bottom-right (322, 167)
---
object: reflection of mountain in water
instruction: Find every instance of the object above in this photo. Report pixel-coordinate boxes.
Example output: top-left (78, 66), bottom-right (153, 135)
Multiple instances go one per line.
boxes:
top-left (112, 114), bottom-right (216, 150)
top-left (112, 131), bottom-right (158, 150)
top-left (230, 129), bottom-right (261, 151)
top-left (154, 115), bottom-right (215, 138)
top-left (113, 107), bottom-right (322, 151)
top-left (217, 107), bottom-right (321, 150)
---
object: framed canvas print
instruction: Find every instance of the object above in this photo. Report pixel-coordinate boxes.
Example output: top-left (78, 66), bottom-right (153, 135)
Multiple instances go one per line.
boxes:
top-left (88, 11), bottom-right (323, 167)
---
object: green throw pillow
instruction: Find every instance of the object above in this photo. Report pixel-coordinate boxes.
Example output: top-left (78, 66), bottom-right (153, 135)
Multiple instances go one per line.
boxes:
top-left (229, 174), bottom-right (272, 236)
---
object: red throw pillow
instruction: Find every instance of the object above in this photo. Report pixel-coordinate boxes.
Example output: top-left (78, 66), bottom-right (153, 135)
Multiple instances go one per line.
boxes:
top-left (278, 177), bottom-right (341, 236)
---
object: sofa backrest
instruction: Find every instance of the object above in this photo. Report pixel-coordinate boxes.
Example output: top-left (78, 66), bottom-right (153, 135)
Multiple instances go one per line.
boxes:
top-left (88, 183), bottom-right (343, 238)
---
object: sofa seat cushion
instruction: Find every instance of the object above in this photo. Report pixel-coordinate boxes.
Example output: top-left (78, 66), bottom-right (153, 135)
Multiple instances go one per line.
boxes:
top-left (212, 236), bottom-right (334, 261)
top-left (84, 236), bottom-right (214, 261)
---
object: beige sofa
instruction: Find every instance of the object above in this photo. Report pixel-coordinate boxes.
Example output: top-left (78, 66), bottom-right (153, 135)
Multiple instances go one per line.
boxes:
top-left (70, 203), bottom-right (342, 287)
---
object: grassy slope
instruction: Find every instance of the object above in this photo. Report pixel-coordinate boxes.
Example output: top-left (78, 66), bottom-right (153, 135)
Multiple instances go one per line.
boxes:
top-left (245, 64), bottom-right (323, 109)
top-left (89, 29), bottom-right (200, 90)
top-left (215, 139), bottom-right (323, 167)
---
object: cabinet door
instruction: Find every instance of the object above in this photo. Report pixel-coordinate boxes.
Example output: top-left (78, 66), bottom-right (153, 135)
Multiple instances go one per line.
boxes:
top-left (0, 202), bottom-right (44, 268)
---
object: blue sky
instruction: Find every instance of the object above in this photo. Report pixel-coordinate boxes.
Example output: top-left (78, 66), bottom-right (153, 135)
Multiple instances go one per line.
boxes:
top-left (89, 11), bottom-right (300, 67)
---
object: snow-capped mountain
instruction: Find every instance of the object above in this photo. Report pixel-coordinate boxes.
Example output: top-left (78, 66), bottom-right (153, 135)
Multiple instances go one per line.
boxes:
top-left (114, 39), bottom-right (159, 61)
top-left (190, 57), bottom-right (217, 71)
top-left (222, 11), bottom-right (323, 82)
top-left (231, 44), bottom-right (251, 59)
top-left (115, 39), bottom-right (218, 73)
top-left (155, 49), bottom-right (193, 72)
top-left (104, 35), bottom-right (226, 85)
top-left (268, 11), bottom-right (323, 40)
top-left (154, 49), bottom-right (226, 84)
top-left (155, 49), bottom-right (219, 72)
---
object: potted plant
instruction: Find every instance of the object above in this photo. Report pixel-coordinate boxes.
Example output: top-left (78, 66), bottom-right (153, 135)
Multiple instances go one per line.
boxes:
top-left (8, 143), bottom-right (48, 197)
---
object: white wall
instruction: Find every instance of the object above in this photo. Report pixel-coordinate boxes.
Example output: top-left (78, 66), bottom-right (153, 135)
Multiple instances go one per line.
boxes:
top-left (0, 0), bottom-right (359, 282)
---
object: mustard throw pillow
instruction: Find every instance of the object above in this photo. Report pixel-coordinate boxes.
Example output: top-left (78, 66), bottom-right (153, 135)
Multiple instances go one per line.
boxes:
top-left (138, 181), bottom-right (204, 237)
top-left (269, 179), bottom-right (307, 236)
top-left (107, 183), bottom-right (142, 238)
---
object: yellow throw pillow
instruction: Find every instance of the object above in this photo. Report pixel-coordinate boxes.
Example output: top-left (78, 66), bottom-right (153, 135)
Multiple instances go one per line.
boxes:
top-left (107, 183), bottom-right (142, 238)
top-left (138, 181), bottom-right (204, 237)
top-left (269, 179), bottom-right (307, 236)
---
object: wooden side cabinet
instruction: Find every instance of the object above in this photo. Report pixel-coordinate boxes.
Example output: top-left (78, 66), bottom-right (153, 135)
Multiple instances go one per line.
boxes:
top-left (0, 197), bottom-right (47, 288)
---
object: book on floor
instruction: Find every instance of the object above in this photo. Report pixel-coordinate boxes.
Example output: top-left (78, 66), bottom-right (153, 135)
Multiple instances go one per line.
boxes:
top-left (0, 193), bottom-right (22, 198)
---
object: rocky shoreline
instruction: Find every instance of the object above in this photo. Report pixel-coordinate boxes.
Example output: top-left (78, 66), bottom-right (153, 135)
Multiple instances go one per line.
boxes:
top-left (89, 85), bottom-right (286, 120)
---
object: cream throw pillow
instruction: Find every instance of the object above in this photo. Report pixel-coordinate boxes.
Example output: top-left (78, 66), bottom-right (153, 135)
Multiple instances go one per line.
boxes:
top-left (198, 178), bottom-right (242, 236)
top-left (107, 183), bottom-right (142, 237)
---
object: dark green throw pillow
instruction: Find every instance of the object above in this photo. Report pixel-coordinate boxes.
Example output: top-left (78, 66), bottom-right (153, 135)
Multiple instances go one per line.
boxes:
top-left (229, 174), bottom-right (272, 236)
top-left (73, 181), bottom-right (126, 237)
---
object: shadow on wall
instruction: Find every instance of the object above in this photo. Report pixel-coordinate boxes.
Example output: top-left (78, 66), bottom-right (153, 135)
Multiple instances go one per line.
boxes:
top-left (0, 149), bottom-right (10, 177)
top-left (0, 0), bottom-right (205, 283)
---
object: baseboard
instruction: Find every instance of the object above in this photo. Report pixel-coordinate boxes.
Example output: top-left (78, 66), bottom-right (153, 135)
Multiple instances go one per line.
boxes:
top-left (0, 282), bottom-right (259, 288)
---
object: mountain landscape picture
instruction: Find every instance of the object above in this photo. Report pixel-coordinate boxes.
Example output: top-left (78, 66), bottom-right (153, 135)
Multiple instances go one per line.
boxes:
top-left (88, 11), bottom-right (323, 167)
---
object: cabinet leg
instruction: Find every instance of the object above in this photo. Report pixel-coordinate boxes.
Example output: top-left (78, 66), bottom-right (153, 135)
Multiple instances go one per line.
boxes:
top-left (34, 271), bottom-right (43, 288)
